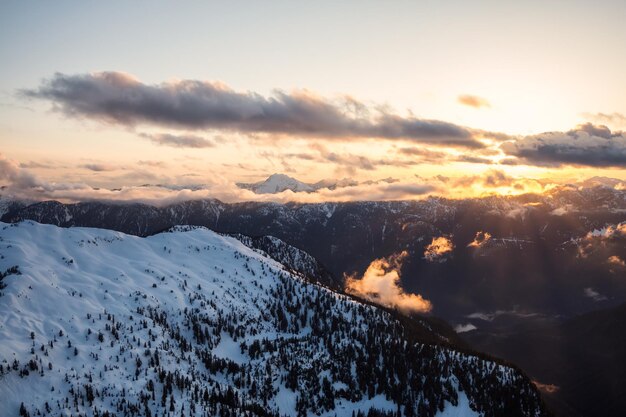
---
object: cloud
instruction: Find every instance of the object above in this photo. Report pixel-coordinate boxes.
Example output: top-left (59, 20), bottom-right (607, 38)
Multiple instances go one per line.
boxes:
top-left (314, 180), bottom-right (436, 200)
top-left (139, 132), bottom-right (214, 148)
top-left (501, 123), bottom-right (626, 167)
top-left (311, 144), bottom-right (422, 171)
top-left (82, 163), bottom-right (119, 172)
top-left (454, 155), bottom-right (494, 164)
top-left (458, 94), bottom-right (491, 109)
top-left (446, 169), bottom-right (516, 188)
top-left (282, 152), bottom-right (316, 161)
top-left (137, 160), bottom-right (168, 168)
top-left (0, 147), bottom-right (599, 208)
top-left (345, 251), bottom-right (432, 314)
top-left (577, 222), bottom-right (626, 258)
top-left (585, 222), bottom-right (626, 240)
top-left (19, 161), bottom-right (54, 169)
top-left (482, 170), bottom-right (515, 187)
top-left (608, 255), bottom-right (626, 267)
top-left (467, 231), bottom-right (492, 248)
top-left (0, 148), bottom-right (562, 206)
top-left (437, 169), bottom-right (545, 195)
top-left (582, 112), bottom-right (626, 129)
top-left (533, 381), bottom-right (560, 395)
top-left (267, 145), bottom-right (425, 174)
top-left (397, 147), bottom-right (497, 166)
top-left (383, 183), bottom-right (436, 195)
top-left (424, 236), bottom-right (454, 262)
top-left (24, 71), bottom-right (487, 148)
top-left (0, 154), bottom-right (43, 189)
top-left (454, 323), bottom-right (477, 333)
top-left (314, 147), bottom-right (378, 171)
top-left (0, 153), bottom-right (441, 205)
top-left (398, 146), bottom-right (498, 165)
top-left (0, 154), bottom-right (111, 200)
top-left (498, 157), bottom-right (521, 166)
top-left (467, 312), bottom-right (494, 321)
top-left (398, 147), bottom-right (448, 163)
top-left (472, 129), bottom-right (515, 142)
top-left (466, 310), bottom-right (540, 321)
top-left (584, 287), bottom-right (607, 302)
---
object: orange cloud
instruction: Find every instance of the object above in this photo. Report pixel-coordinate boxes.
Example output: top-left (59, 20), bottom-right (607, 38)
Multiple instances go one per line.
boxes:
top-left (424, 236), bottom-right (454, 262)
top-left (578, 225), bottom-right (622, 258)
top-left (467, 231), bottom-right (492, 248)
top-left (608, 255), bottom-right (626, 267)
top-left (458, 94), bottom-right (491, 109)
top-left (533, 381), bottom-right (560, 394)
top-left (584, 223), bottom-right (626, 241)
top-left (345, 251), bottom-right (432, 314)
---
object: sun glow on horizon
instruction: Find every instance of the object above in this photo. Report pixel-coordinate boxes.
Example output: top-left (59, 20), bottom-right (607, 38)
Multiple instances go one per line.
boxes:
top-left (0, 2), bottom-right (625, 203)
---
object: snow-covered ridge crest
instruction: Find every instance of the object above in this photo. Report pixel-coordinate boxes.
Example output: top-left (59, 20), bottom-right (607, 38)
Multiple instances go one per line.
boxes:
top-left (229, 233), bottom-right (340, 288)
top-left (0, 221), bottom-right (547, 417)
top-left (163, 224), bottom-right (210, 233)
top-left (162, 225), bottom-right (339, 286)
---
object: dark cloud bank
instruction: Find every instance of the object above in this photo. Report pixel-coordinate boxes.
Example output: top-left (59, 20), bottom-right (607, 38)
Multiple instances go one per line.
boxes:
top-left (22, 72), bottom-right (626, 168)
top-left (139, 132), bottom-right (214, 148)
top-left (23, 72), bottom-right (485, 148)
top-left (501, 123), bottom-right (626, 168)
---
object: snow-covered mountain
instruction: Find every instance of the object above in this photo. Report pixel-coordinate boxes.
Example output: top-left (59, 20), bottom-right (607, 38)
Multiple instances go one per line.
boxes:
top-left (237, 174), bottom-right (316, 194)
top-left (0, 221), bottom-right (547, 417)
top-left (236, 174), bottom-right (396, 194)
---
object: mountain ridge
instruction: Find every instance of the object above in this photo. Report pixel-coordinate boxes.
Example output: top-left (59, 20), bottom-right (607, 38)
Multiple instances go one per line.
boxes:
top-left (3, 185), bottom-right (625, 323)
top-left (0, 221), bottom-right (549, 417)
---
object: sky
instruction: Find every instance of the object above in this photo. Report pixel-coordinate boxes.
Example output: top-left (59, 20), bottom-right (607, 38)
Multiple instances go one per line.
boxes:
top-left (1, 0), bottom-right (626, 204)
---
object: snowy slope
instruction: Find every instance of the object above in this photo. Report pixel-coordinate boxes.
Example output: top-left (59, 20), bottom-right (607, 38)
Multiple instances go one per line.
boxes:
top-left (0, 221), bottom-right (547, 417)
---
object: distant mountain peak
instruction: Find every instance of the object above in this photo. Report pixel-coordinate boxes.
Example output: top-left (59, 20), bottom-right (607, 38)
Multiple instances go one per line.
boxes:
top-left (236, 173), bottom-right (401, 195)
top-left (237, 173), bottom-right (315, 194)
